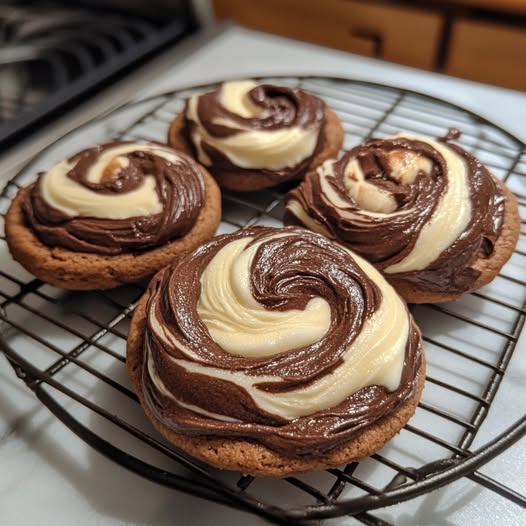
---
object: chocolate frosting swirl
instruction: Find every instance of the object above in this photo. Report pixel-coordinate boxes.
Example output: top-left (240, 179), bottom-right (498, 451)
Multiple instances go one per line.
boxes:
top-left (185, 81), bottom-right (326, 182)
top-left (23, 142), bottom-right (205, 255)
top-left (286, 132), bottom-right (505, 293)
top-left (142, 226), bottom-right (422, 455)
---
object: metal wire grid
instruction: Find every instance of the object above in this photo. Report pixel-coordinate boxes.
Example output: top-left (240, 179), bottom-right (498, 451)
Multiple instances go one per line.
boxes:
top-left (0, 77), bottom-right (525, 525)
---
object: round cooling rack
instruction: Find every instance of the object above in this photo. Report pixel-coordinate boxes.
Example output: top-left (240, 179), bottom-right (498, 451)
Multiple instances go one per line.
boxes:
top-left (1, 77), bottom-right (525, 525)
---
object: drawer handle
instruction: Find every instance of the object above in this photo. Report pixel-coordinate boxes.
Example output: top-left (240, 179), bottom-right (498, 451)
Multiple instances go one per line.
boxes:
top-left (351, 29), bottom-right (383, 58)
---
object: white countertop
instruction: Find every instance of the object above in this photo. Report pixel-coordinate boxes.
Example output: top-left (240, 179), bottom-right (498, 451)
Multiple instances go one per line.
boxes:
top-left (1, 25), bottom-right (525, 526)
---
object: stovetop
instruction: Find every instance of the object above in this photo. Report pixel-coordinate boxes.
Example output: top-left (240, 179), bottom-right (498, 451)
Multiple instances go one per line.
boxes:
top-left (0, 1), bottom-right (195, 150)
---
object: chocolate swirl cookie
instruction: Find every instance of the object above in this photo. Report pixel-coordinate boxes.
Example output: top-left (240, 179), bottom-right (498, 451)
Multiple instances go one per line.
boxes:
top-left (167, 80), bottom-right (344, 191)
top-left (286, 132), bottom-right (520, 303)
top-left (127, 226), bottom-right (425, 476)
top-left (5, 142), bottom-right (221, 290)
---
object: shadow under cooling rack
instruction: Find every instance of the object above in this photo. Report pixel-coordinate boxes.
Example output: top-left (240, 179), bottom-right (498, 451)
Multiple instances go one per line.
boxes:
top-left (1, 77), bottom-right (525, 525)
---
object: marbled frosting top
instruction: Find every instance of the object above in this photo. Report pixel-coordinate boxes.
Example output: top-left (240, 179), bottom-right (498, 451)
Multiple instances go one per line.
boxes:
top-left (23, 142), bottom-right (205, 255)
top-left (184, 80), bottom-right (326, 183)
top-left (141, 226), bottom-right (423, 455)
top-left (286, 132), bottom-right (505, 293)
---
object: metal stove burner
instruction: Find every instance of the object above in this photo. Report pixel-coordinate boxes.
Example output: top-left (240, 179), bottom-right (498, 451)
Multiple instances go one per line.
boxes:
top-left (0, 2), bottom-right (195, 149)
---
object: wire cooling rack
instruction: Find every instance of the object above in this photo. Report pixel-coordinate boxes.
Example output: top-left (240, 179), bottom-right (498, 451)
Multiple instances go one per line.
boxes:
top-left (0, 77), bottom-right (525, 525)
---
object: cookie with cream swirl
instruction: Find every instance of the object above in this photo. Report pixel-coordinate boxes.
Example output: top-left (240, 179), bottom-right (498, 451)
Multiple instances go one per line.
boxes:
top-left (5, 141), bottom-right (221, 289)
top-left (127, 226), bottom-right (425, 476)
top-left (286, 132), bottom-right (520, 303)
top-left (168, 80), bottom-right (344, 191)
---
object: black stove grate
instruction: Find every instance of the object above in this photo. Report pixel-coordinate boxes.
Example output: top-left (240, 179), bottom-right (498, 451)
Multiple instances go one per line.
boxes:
top-left (0, 1), bottom-right (195, 149)
top-left (0, 77), bottom-right (525, 525)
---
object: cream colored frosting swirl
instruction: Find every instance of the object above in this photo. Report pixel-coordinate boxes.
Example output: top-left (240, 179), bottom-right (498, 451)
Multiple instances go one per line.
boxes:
top-left (184, 80), bottom-right (326, 173)
top-left (197, 236), bottom-right (332, 358)
top-left (184, 236), bottom-right (408, 418)
top-left (40, 143), bottom-right (187, 219)
top-left (24, 141), bottom-right (205, 255)
top-left (140, 227), bottom-right (423, 454)
top-left (286, 132), bottom-right (505, 293)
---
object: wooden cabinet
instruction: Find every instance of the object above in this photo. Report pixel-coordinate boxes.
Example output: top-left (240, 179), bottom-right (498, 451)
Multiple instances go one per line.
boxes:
top-left (213, 0), bottom-right (443, 70)
top-left (446, 18), bottom-right (526, 91)
top-left (212, 0), bottom-right (526, 90)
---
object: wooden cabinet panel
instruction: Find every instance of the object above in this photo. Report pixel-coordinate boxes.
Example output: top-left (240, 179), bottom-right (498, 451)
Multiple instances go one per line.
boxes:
top-left (446, 19), bottom-right (526, 91)
top-left (213, 0), bottom-right (443, 69)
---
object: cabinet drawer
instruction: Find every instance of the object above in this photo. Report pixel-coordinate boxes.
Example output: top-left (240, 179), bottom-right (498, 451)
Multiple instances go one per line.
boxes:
top-left (213, 0), bottom-right (442, 69)
top-left (446, 19), bottom-right (526, 91)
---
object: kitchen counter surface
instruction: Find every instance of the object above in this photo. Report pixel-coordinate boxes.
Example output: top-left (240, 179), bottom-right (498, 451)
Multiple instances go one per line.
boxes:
top-left (1, 25), bottom-right (525, 525)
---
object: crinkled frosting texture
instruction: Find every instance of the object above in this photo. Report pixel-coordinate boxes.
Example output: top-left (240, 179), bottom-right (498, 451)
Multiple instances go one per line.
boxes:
top-left (23, 142), bottom-right (205, 255)
top-left (142, 226), bottom-right (422, 455)
top-left (184, 80), bottom-right (326, 182)
top-left (286, 132), bottom-right (505, 293)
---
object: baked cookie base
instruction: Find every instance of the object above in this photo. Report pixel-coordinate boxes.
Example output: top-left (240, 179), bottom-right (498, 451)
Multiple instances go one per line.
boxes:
top-left (389, 181), bottom-right (521, 304)
top-left (127, 293), bottom-right (426, 478)
top-left (167, 108), bottom-right (344, 192)
top-left (4, 167), bottom-right (221, 290)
